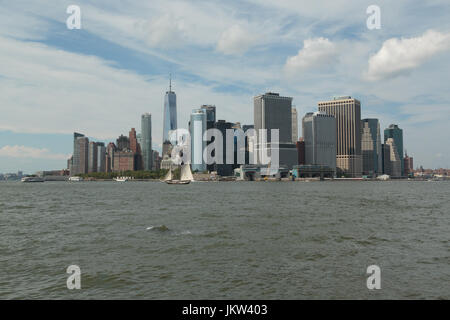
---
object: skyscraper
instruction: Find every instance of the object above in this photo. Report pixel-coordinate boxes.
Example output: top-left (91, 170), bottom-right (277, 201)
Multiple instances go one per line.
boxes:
top-left (201, 105), bottom-right (217, 125)
top-left (162, 77), bottom-right (177, 156)
top-left (385, 138), bottom-right (401, 177)
top-left (213, 120), bottom-right (234, 176)
top-left (384, 124), bottom-right (404, 176)
top-left (292, 107), bottom-right (298, 143)
top-left (318, 96), bottom-right (362, 177)
top-left (97, 142), bottom-right (106, 173)
top-left (129, 128), bottom-right (142, 170)
top-left (302, 112), bottom-right (337, 173)
top-left (71, 132), bottom-right (85, 175)
top-left (141, 113), bottom-right (153, 171)
top-left (73, 136), bottom-right (89, 175)
top-left (88, 141), bottom-right (98, 173)
top-left (361, 119), bottom-right (382, 176)
top-left (190, 108), bottom-right (207, 172)
top-left (201, 105), bottom-right (217, 172)
top-left (254, 92), bottom-right (298, 168)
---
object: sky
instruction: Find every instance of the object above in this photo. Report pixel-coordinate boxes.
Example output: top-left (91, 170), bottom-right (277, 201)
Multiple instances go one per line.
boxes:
top-left (0, 0), bottom-right (449, 173)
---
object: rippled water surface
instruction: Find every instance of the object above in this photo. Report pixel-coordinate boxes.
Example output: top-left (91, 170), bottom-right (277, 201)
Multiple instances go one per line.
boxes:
top-left (0, 180), bottom-right (449, 299)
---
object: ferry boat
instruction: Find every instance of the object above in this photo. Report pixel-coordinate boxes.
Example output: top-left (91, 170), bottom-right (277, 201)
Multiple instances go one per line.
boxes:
top-left (68, 176), bottom-right (83, 182)
top-left (21, 176), bottom-right (44, 183)
top-left (114, 176), bottom-right (130, 182)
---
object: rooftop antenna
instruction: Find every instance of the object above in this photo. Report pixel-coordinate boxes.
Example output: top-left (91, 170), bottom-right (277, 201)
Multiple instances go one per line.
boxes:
top-left (169, 73), bottom-right (172, 92)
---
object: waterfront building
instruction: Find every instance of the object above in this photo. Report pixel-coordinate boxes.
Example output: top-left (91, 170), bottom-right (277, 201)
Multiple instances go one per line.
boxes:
top-left (254, 92), bottom-right (298, 168)
top-left (318, 96), bottom-right (362, 177)
top-left (384, 124), bottom-right (404, 176)
top-left (190, 108), bottom-right (207, 172)
top-left (71, 132), bottom-right (85, 175)
top-left (88, 141), bottom-right (98, 173)
top-left (73, 136), bottom-right (89, 175)
top-left (201, 105), bottom-right (217, 172)
top-left (213, 120), bottom-right (234, 176)
top-left (361, 119), bottom-right (382, 176)
top-left (296, 138), bottom-right (305, 165)
top-left (292, 107), bottom-right (298, 143)
top-left (385, 138), bottom-right (401, 177)
top-left (404, 152), bottom-right (414, 176)
top-left (113, 151), bottom-right (135, 172)
top-left (302, 112), bottom-right (337, 174)
top-left (152, 150), bottom-right (161, 170)
top-left (97, 142), bottom-right (106, 173)
top-left (106, 142), bottom-right (115, 172)
top-left (162, 77), bottom-right (177, 156)
top-left (141, 113), bottom-right (153, 171)
top-left (129, 128), bottom-right (142, 170)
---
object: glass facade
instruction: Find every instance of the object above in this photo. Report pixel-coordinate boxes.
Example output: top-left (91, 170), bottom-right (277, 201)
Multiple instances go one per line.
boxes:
top-left (141, 113), bottom-right (152, 171)
top-left (163, 91), bottom-right (177, 145)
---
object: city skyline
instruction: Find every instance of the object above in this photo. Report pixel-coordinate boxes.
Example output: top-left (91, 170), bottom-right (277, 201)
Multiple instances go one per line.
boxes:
top-left (1, 1), bottom-right (450, 172)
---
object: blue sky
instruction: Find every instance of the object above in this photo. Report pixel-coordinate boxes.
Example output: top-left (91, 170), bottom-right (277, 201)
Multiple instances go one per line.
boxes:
top-left (1, 0), bottom-right (450, 173)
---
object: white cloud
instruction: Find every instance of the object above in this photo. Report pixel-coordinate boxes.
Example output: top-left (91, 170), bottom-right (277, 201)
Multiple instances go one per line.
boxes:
top-left (0, 145), bottom-right (69, 160)
top-left (366, 30), bottom-right (450, 81)
top-left (284, 38), bottom-right (338, 75)
top-left (216, 25), bottom-right (259, 55)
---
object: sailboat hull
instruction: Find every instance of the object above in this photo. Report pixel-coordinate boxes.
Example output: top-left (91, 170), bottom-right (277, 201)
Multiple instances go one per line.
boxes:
top-left (165, 180), bottom-right (191, 185)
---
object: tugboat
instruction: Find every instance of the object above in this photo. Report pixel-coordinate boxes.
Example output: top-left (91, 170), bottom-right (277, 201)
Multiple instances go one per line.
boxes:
top-left (162, 164), bottom-right (193, 185)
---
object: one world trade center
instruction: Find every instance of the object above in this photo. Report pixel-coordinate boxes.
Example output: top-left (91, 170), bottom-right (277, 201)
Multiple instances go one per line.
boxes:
top-left (162, 76), bottom-right (177, 156)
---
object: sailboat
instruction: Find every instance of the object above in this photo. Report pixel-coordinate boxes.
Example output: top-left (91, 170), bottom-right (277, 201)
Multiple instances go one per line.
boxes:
top-left (163, 164), bottom-right (194, 185)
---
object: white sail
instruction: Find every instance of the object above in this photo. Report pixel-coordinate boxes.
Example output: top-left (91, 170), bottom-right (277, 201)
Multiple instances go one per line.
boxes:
top-left (163, 167), bottom-right (173, 181)
top-left (180, 164), bottom-right (194, 181)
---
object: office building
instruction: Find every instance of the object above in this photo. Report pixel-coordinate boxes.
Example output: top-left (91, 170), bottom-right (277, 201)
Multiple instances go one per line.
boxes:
top-left (302, 112), bottom-right (337, 173)
top-left (296, 138), bottom-right (305, 165)
top-left (214, 120), bottom-right (234, 176)
top-left (361, 119), bottom-right (382, 176)
top-left (201, 105), bottom-right (217, 172)
top-left (71, 132), bottom-right (85, 175)
top-left (116, 135), bottom-right (129, 151)
top-left (190, 108), bottom-right (207, 172)
top-left (141, 113), bottom-right (153, 171)
top-left (97, 142), bottom-right (106, 173)
top-left (162, 77), bottom-right (177, 156)
top-left (318, 96), bottom-right (362, 177)
top-left (292, 107), bottom-right (298, 143)
top-left (129, 128), bottom-right (142, 170)
top-left (385, 138), bottom-right (401, 177)
top-left (254, 92), bottom-right (298, 168)
top-left (384, 124), bottom-right (404, 176)
top-left (88, 141), bottom-right (98, 173)
top-left (73, 136), bottom-right (89, 175)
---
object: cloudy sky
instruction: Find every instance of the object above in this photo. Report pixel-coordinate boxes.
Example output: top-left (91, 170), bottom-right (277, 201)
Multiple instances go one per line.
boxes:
top-left (0, 0), bottom-right (449, 173)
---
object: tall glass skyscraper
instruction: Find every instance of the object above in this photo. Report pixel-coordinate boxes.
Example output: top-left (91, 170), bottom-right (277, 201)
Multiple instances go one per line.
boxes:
top-left (162, 78), bottom-right (177, 155)
top-left (384, 124), bottom-right (404, 176)
top-left (190, 108), bottom-right (207, 172)
top-left (141, 113), bottom-right (152, 171)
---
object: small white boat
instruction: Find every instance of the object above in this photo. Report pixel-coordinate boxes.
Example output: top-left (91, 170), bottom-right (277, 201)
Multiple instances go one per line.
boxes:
top-left (21, 176), bottom-right (44, 183)
top-left (114, 176), bottom-right (129, 182)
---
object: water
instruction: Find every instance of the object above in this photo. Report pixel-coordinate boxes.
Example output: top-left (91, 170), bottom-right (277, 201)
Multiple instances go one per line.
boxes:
top-left (0, 180), bottom-right (449, 299)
